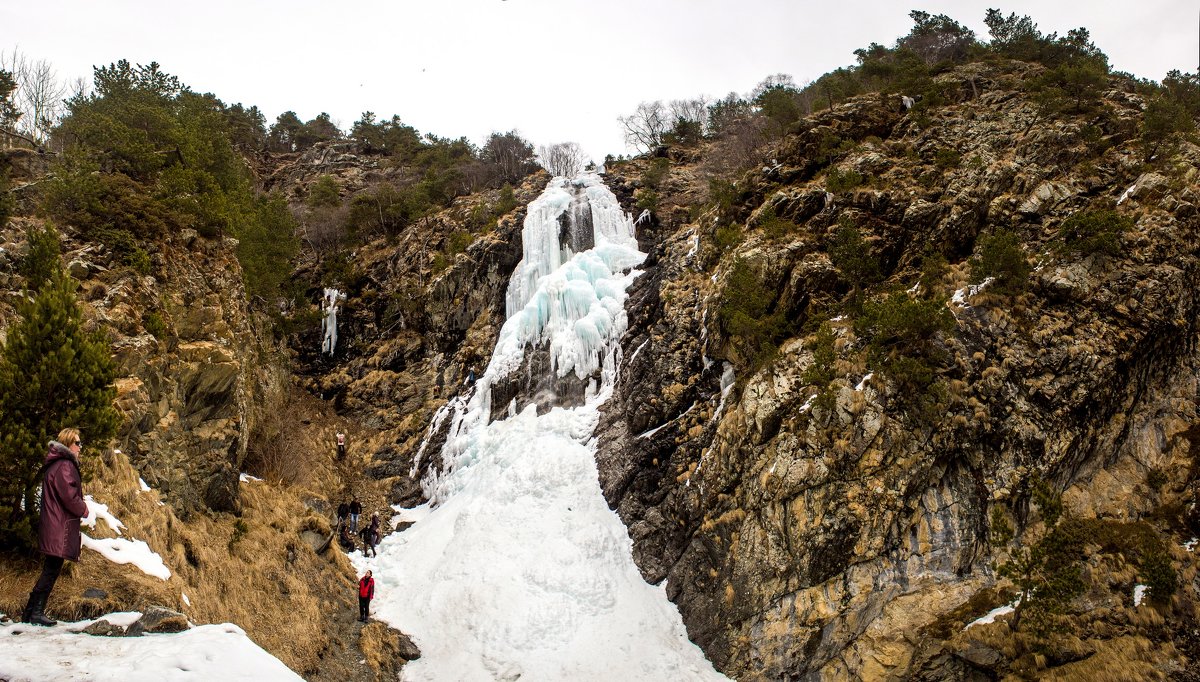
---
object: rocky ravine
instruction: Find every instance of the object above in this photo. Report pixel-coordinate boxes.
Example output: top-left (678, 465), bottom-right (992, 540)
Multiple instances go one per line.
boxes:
top-left (596, 60), bottom-right (1200, 679)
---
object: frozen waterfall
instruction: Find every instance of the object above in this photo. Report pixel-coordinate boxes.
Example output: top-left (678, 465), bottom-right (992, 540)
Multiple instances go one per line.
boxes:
top-left (352, 173), bottom-right (728, 681)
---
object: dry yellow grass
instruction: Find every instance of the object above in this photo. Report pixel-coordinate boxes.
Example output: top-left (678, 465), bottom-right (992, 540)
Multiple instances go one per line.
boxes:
top-left (0, 437), bottom-right (378, 676)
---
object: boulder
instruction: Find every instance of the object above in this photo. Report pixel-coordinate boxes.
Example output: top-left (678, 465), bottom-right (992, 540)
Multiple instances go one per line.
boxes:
top-left (126, 606), bottom-right (190, 636)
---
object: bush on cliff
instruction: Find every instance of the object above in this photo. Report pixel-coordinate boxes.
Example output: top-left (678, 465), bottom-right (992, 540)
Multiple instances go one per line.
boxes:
top-left (42, 60), bottom-right (299, 310)
top-left (0, 226), bottom-right (119, 552)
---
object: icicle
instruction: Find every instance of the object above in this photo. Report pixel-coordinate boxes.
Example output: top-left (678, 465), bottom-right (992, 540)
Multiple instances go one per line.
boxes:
top-left (320, 288), bottom-right (344, 355)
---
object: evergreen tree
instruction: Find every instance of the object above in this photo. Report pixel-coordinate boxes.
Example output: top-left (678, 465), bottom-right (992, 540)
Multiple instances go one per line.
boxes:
top-left (0, 226), bottom-right (119, 551)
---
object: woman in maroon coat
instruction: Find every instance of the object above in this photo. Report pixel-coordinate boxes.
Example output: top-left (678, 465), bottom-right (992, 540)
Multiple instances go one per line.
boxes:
top-left (22, 428), bottom-right (89, 626)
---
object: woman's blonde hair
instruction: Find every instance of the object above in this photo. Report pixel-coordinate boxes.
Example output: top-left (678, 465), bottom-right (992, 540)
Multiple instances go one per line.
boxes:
top-left (57, 428), bottom-right (81, 447)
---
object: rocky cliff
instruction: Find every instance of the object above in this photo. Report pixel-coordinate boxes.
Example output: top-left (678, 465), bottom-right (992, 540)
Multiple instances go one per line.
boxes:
top-left (595, 60), bottom-right (1200, 679)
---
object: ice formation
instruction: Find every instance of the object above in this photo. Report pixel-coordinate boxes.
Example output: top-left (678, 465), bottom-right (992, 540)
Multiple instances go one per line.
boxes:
top-left (320, 288), bottom-right (344, 355)
top-left (356, 172), bottom-right (727, 680)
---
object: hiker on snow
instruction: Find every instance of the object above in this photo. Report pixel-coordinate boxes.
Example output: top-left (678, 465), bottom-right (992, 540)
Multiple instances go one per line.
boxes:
top-left (361, 512), bottom-right (380, 557)
top-left (358, 570), bottom-right (374, 622)
top-left (22, 429), bottom-right (89, 627)
top-left (339, 523), bottom-right (356, 552)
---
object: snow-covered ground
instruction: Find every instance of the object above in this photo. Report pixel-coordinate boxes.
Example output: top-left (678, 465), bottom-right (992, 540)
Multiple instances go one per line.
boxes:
top-left (0, 614), bottom-right (302, 681)
top-left (351, 173), bottom-right (727, 680)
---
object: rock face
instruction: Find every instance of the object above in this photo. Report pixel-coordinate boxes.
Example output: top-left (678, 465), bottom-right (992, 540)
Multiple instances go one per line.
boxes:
top-left (0, 217), bottom-right (264, 518)
top-left (596, 60), bottom-right (1200, 679)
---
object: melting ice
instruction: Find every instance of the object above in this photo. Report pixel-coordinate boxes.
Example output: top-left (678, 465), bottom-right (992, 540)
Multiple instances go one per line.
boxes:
top-left (354, 173), bottom-right (727, 681)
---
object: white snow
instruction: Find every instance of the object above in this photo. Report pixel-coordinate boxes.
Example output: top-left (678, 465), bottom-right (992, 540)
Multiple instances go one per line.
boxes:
top-left (1184, 538), bottom-right (1198, 552)
top-left (1117, 182), bottom-right (1136, 205)
top-left (79, 496), bottom-right (171, 580)
top-left (951, 277), bottom-right (994, 306)
top-left (855, 373), bottom-right (874, 391)
top-left (1133, 584), bottom-right (1148, 606)
top-left (82, 535), bottom-right (171, 581)
top-left (181, 592), bottom-right (191, 607)
top-left (238, 473), bottom-right (262, 483)
top-left (901, 95), bottom-right (915, 110)
top-left (138, 478), bottom-right (152, 493)
top-left (0, 618), bottom-right (301, 681)
top-left (797, 393), bottom-right (818, 413)
top-left (83, 496), bottom-right (125, 536)
top-left (965, 601), bottom-right (1016, 629)
top-left (357, 172), bottom-right (727, 681)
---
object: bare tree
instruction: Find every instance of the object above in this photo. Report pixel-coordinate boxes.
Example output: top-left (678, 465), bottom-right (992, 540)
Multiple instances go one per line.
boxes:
top-left (618, 100), bottom-right (669, 153)
top-left (1, 49), bottom-right (67, 144)
top-left (669, 97), bottom-right (708, 129)
top-left (537, 142), bottom-right (586, 178)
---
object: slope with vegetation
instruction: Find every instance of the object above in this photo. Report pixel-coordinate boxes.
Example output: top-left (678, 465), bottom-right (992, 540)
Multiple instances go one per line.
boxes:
top-left (598, 10), bottom-right (1200, 680)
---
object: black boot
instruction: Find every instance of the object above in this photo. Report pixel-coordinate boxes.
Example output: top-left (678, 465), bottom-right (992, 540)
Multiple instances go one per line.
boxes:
top-left (20, 592), bottom-right (35, 623)
top-left (29, 592), bottom-right (56, 627)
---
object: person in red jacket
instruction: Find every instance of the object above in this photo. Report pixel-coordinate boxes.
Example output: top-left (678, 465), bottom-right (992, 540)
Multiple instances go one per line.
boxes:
top-left (358, 570), bottom-right (374, 622)
top-left (22, 428), bottom-right (89, 627)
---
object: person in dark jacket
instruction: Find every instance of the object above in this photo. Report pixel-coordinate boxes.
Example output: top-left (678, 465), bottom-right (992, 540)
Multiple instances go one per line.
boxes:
top-left (336, 501), bottom-right (349, 529)
top-left (360, 512), bottom-right (380, 557)
top-left (349, 497), bottom-right (362, 533)
top-left (22, 429), bottom-right (89, 626)
top-left (358, 570), bottom-right (374, 622)
top-left (338, 523), bottom-right (356, 552)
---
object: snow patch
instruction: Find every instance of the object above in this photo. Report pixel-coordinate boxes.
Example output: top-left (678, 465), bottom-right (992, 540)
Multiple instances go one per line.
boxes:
top-left (965, 602), bottom-right (1016, 629)
top-left (951, 277), bottom-right (994, 306)
top-left (0, 618), bottom-right (301, 681)
top-left (855, 373), bottom-right (874, 391)
top-left (83, 496), bottom-right (125, 536)
top-left (82, 535), bottom-right (171, 580)
top-left (182, 592), bottom-right (191, 607)
top-left (1133, 584), bottom-right (1148, 607)
top-left (138, 478), bottom-right (152, 493)
top-left (238, 473), bottom-right (262, 483)
top-left (1184, 538), bottom-right (1198, 552)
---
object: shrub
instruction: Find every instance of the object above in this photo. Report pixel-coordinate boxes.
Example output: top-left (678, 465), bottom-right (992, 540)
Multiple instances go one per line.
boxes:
top-left (825, 167), bottom-right (865, 192)
top-left (713, 224), bottom-right (743, 252)
top-left (718, 259), bottom-right (789, 367)
top-left (306, 175), bottom-right (342, 209)
top-left (1054, 209), bottom-right (1132, 258)
top-left (970, 229), bottom-right (1030, 296)
top-left (934, 147), bottom-right (961, 170)
top-left (829, 222), bottom-right (882, 304)
top-left (855, 290), bottom-right (954, 400)
top-left (143, 311), bottom-right (167, 339)
top-left (446, 230), bottom-right (473, 256)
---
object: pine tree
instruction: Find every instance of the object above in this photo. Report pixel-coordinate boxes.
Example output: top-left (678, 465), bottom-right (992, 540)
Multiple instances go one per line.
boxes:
top-left (0, 226), bottom-right (119, 551)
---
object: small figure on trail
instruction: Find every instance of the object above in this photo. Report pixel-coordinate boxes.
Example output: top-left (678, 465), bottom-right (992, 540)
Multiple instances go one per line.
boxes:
top-left (22, 428), bottom-right (89, 627)
top-left (465, 367), bottom-right (476, 386)
top-left (349, 497), bottom-right (362, 533)
top-left (361, 512), bottom-right (380, 557)
top-left (358, 570), bottom-right (374, 623)
top-left (336, 501), bottom-right (349, 529)
top-left (339, 523), bottom-right (356, 552)
top-left (336, 431), bottom-right (346, 460)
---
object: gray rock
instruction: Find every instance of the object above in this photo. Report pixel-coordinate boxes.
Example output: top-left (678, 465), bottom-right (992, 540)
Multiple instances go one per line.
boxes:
top-left (82, 588), bottom-right (108, 599)
top-left (81, 619), bottom-right (125, 637)
top-left (396, 632), bottom-right (422, 661)
top-left (126, 606), bottom-right (190, 636)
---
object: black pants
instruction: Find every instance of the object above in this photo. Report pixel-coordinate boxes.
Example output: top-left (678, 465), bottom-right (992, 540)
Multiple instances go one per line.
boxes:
top-left (337, 444), bottom-right (345, 460)
top-left (32, 555), bottom-right (65, 596)
top-left (358, 596), bottom-right (371, 621)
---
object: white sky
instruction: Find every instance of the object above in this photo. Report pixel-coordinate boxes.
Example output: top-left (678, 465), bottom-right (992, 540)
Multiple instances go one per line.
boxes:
top-left (3, 1), bottom-right (1196, 161)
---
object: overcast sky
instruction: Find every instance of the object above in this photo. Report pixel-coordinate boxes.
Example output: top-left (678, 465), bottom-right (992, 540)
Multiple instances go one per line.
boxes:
top-left (3, 1), bottom-right (1195, 161)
